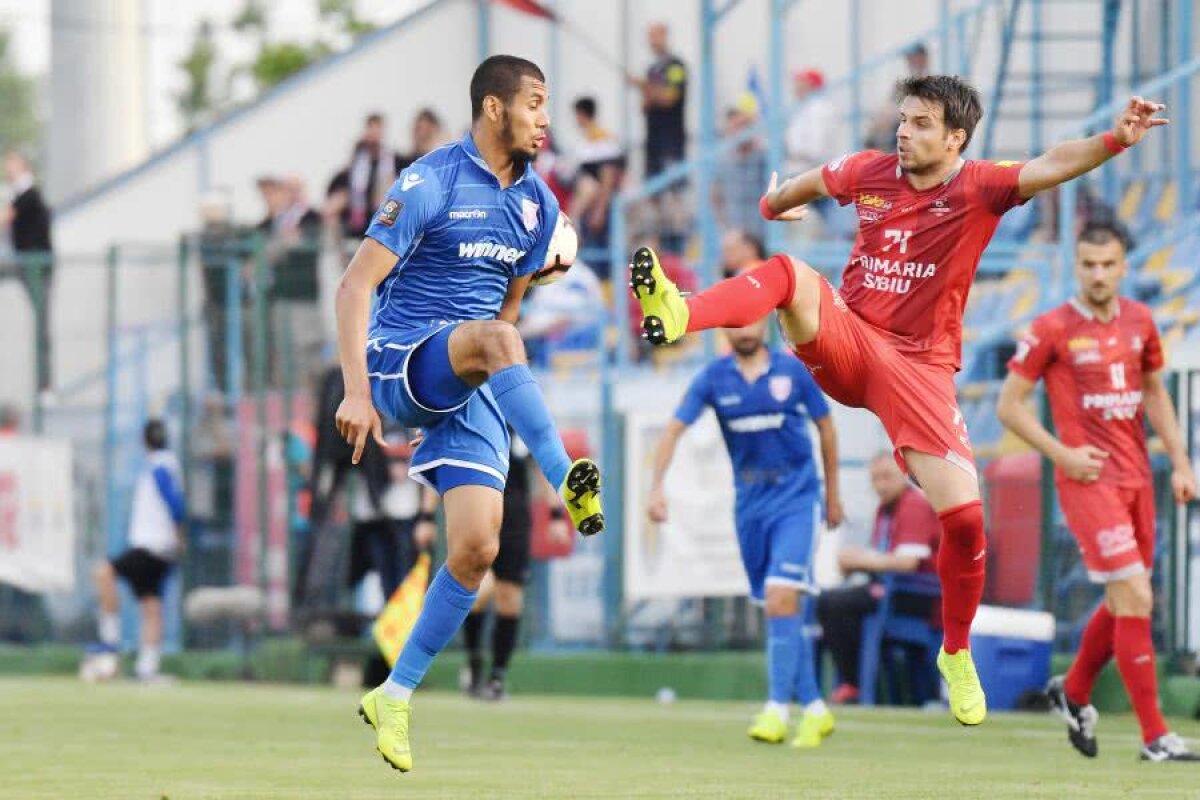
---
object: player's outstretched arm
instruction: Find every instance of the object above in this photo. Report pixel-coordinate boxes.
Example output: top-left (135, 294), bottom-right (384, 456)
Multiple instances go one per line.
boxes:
top-left (1143, 371), bottom-right (1198, 504)
top-left (996, 372), bottom-right (1108, 482)
top-left (1017, 96), bottom-right (1168, 199)
top-left (760, 167), bottom-right (829, 222)
top-left (648, 419), bottom-right (688, 523)
top-left (334, 238), bottom-right (395, 463)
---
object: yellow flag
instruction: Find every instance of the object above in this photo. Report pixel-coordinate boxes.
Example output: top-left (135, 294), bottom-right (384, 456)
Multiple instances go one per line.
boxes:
top-left (372, 552), bottom-right (431, 667)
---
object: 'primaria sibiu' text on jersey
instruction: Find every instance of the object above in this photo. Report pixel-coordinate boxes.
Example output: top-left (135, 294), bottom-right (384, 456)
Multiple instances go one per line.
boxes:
top-left (1007, 297), bottom-right (1165, 488)
top-left (365, 133), bottom-right (560, 334)
top-left (674, 350), bottom-right (830, 509)
top-left (821, 150), bottom-right (1028, 370)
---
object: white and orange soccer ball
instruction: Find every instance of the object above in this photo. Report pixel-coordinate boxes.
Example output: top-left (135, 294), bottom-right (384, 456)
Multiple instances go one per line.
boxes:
top-left (531, 212), bottom-right (578, 286)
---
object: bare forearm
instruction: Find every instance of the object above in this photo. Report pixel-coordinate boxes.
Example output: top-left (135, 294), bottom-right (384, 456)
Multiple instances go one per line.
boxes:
top-left (420, 486), bottom-right (440, 515)
top-left (335, 278), bottom-right (374, 398)
top-left (652, 426), bottom-right (683, 489)
top-left (764, 166), bottom-right (827, 213)
top-left (1019, 134), bottom-right (1116, 198)
top-left (997, 397), bottom-right (1068, 465)
top-left (819, 424), bottom-right (840, 502)
top-left (1145, 384), bottom-right (1189, 470)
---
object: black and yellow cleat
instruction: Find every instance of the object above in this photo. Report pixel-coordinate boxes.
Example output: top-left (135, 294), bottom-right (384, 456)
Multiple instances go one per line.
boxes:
top-left (629, 245), bottom-right (690, 346)
top-left (559, 458), bottom-right (604, 536)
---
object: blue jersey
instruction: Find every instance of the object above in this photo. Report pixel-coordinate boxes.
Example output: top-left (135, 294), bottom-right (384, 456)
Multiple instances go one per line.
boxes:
top-left (365, 133), bottom-right (560, 334)
top-left (674, 350), bottom-right (829, 511)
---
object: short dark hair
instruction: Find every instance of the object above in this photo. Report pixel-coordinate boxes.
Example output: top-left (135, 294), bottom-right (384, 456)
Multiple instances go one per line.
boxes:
top-left (574, 97), bottom-right (597, 119)
top-left (365, 112), bottom-right (384, 126)
top-left (470, 55), bottom-right (546, 121)
top-left (144, 419), bottom-right (168, 451)
top-left (739, 230), bottom-right (767, 260)
top-left (896, 75), bottom-right (983, 151)
top-left (414, 108), bottom-right (441, 128)
top-left (1078, 221), bottom-right (1131, 252)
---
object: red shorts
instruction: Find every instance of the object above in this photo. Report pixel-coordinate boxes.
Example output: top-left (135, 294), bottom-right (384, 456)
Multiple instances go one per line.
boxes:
top-left (1057, 480), bottom-right (1156, 583)
top-left (791, 277), bottom-right (975, 477)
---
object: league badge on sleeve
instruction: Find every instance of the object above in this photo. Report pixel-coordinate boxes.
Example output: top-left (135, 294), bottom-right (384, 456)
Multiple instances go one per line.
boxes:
top-left (377, 199), bottom-right (402, 227)
top-left (769, 376), bottom-right (793, 402)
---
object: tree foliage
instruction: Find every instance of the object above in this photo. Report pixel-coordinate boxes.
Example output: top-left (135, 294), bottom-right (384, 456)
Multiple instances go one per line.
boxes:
top-left (0, 27), bottom-right (41, 156)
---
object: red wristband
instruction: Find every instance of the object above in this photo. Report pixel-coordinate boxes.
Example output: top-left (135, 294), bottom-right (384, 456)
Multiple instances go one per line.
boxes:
top-left (1102, 131), bottom-right (1127, 155)
top-left (759, 194), bottom-right (778, 221)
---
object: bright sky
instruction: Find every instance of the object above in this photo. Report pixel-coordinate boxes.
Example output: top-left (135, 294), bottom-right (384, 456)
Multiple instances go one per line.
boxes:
top-left (0, 0), bottom-right (423, 145)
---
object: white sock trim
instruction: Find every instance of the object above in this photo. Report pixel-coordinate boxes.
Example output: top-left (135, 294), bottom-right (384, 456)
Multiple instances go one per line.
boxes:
top-left (804, 699), bottom-right (829, 717)
top-left (382, 679), bottom-right (414, 701)
top-left (764, 700), bottom-right (789, 722)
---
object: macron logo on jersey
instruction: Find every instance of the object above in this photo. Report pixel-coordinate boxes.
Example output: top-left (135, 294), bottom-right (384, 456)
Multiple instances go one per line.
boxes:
top-left (401, 173), bottom-right (424, 192)
top-left (458, 241), bottom-right (527, 264)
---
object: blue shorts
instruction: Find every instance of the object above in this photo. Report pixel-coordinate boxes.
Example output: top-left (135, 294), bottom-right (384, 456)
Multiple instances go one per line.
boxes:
top-left (734, 490), bottom-right (821, 603)
top-left (367, 322), bottom-right (508, 495)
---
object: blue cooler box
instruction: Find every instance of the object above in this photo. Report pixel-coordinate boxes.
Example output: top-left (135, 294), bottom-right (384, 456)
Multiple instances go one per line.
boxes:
top-left (968, 605), bottom-right (1055, 710)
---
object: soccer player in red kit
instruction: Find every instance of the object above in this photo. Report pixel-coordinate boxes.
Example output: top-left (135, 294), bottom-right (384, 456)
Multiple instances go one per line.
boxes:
top-left (997, 224), bottom-right (1198, 762)
top-left (629, 74), bottom-right (1169, 726)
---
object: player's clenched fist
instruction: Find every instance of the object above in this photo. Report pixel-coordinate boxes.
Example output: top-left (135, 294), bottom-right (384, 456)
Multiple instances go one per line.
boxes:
top-left (335, 392), bottom-right (386, 465)
top-left (1171, 467), bottom-right (1197, 505)
top-left (1056, 444), bottom-right (1109, 483)
top-left (647, 486), bottom-right (669, 524)
top-left (1112, 96), bottom-right (1168, 148)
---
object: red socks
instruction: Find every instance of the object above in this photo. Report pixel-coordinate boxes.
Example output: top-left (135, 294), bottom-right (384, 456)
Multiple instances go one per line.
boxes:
top-left (1064, 604), bottom-right (1115, 705)
top-left (1114, 615), bottom-right (1168, 743)
top-left (685, 254), bottom-right (795, 333)
top-left (937, 500), bottom-right (986, 654)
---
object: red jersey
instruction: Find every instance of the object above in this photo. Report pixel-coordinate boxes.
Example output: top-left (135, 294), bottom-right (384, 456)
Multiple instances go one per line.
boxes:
top-left (1007, 297), bottom-right (1165, 488)
top-left (869, 486), bottom-right (941, 576)
top-left (821, 151), bottom-right (1027, 369)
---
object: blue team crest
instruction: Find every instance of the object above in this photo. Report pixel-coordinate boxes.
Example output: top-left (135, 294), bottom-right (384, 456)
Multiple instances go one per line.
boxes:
top-left (768, 376), bottom-right (792, 402)
top-left (521, 198), bottom-right (540, 232)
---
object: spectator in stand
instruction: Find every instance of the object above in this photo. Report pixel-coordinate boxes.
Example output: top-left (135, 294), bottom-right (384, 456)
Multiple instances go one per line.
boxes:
top-left (785, 69), bottom-right (836, 232)
top-left (533, 131), bottom-right (573, 212)
top-left (864, 43), bottom-right (931, 152)
top-left (816, 451), bottom-right (942, 705)
top-left (257, 175), bottom-right (323, 387)
top-left (197, 191), bottom-right (250, 393)
top-left (571, 96), bottom-right (625, 281)
top-left (713, 96), bottom-right (768, 241)
top-left (632, 22), bottom-right (688, 179)
top-left (3, 152), bottom-right (54, 392)
top-left (325, 113), bottom-right (404, 238)
top-left (398, 108), bottom-right (447, 171)
top-left (720, 228), bottom-right (767, 279)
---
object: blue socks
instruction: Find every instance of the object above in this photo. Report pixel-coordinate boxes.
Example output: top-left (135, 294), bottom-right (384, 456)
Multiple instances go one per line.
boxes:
top-left (793, 616), bottom-right (822, 706)
top-left (766, 614), bottom-right (803, 705)
top-left (388, 566), bottom-right (477, 690)
top-left (488, 364), bottom-right (571, 490)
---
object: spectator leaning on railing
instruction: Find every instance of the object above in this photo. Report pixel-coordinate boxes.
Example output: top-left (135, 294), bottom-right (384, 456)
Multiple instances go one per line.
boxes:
top-left (3, 151), bottom-right (53, 393)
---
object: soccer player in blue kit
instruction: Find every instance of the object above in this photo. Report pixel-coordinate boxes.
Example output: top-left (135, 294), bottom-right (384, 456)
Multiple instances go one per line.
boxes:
top-left (648, 318), bottom-right (842, 749)
top-left (335, 55), bottom-right (603, 773)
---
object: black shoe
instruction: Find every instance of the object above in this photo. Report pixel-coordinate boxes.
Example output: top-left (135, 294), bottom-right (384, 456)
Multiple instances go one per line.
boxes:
top-left (1046, 676), bottom-right (1099, 758)
top-left (1141, 733), bottom-right (1200, 762)
top-left (477, 677), bottom-right (507, 702)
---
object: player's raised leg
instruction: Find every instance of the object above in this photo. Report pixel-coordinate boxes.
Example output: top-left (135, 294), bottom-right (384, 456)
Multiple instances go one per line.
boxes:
top-left (360, 484), bottom-right (502, 771)
top-left (629, 248), bottom-right (823, 348)
top-left (902, 449), bottom-right (988, 726)
top-left (447, 320), bottom-right (603, 535)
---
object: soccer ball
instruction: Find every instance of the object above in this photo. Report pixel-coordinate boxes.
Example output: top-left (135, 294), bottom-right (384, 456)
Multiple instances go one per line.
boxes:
top-left (79, 650), bottom-right (120, 683)
top-left (531, 212), bottom-right (578, 287)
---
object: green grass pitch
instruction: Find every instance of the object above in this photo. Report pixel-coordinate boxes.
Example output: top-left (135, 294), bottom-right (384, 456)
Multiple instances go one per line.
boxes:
top-left (1, 677), bottom-right (1195, 799)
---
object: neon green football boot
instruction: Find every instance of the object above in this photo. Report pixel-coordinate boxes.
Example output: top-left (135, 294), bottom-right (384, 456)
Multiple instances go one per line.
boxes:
top-left (791, 708), bottom-right (836, 748)
top-left (629, 245), bottom-right (690, 346)
top-left (937, 647), bottom-right (987, 726)
top-left (358, 686), bottom-right (413, 772)
top-left (559, 458), bottom-right (604, 536)
top-left (747, 708), bottom-right (788, 744)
